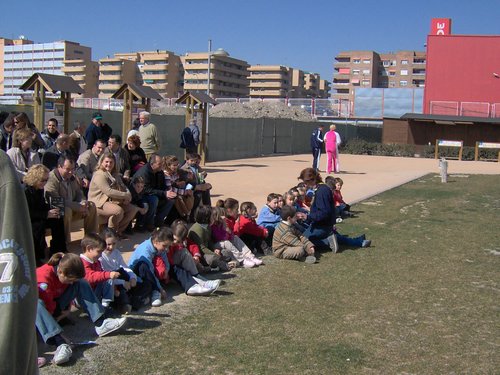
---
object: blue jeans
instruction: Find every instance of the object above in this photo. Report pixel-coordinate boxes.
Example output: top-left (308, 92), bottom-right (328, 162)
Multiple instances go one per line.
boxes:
top-left (304, 224), bottom-right (333, 249)
top-left (36, 279), bottom-right (104, 342)
top-left (335, 232), bottom-right (364, 247)
top-left (171, 265), bottom-right (197, 293)
top-left (93, 279), bottom-right (115, 305)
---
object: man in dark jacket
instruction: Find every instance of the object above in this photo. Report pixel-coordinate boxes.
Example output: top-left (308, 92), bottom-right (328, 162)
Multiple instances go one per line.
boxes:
top-left (132, 154), bottom-right (176, 230)
top-left (310, 124), bottom-right (324, 171)
top-left (85, 112), bottom-right (112, 149)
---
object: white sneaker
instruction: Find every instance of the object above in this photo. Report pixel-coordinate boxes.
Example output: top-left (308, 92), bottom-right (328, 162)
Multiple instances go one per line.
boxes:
top-left (327, 233), bottom-right (339, 253)
top-left (251, 257), bottom-right (263, 266)
top-left (53, 343), bottom-right (72, 365)
top-left (186, 283), bottom-right (215, 296)
top-left (151, 290), bottom-right (162, 307)
top-left (203, 279), bottom-right (221, 291)
top-left (243, 258), bottom-right (256, 268)
top-left (95, 317), bottom-right (127, 337)
top-left (336, 217), bottom-right (343, 223)
top-left (101, 300), bottom-right (111, 308)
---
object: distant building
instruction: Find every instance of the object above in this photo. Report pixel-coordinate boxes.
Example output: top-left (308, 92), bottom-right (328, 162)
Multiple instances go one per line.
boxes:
top-left (0, 37), bottom-right (97, 100)
top-left (97, 50), bottom-right (183, 98)
top-left (248, 65), bottom-right (330, 98)
top-left (248, 65), bottom-right (293, 98)
top-left (182, 49), bottom-right (249, 98)
top-left (332, 50), bottom-right (426, 102)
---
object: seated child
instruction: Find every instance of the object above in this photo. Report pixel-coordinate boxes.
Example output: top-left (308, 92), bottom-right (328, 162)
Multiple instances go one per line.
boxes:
top-left (283, 191), bottom-right (310, 232)
top-left (234, 201), bottom-right (271, 255)
top-left (188, 205), bottom-right (234, 271)
top-left (256, 193), bottom-right (282, 244)
top-left (333, 177), bottom-right (353, 218)
top-left (170, 219), bottom-right (221, 276)
top-left (294, 183), bottom-right (311, 210)
top-left (99, 228), bottom-right (138, 313)
top-left (128, 176), bottom-right (151, 232)
top-left (211, 204), bottom-right (262, 268)
top-left (36, 253), bottom-right (126, 365)
top-left (272, 205), bottom-right (316, 263)
top-left (181, 152), bottom-right (212, 215)
top-left (79, 233), bottom-right (121, 308)
top-left (128, 227), bottom-right (218, 305)
top-left (163, 155), bottom-right (194, 221)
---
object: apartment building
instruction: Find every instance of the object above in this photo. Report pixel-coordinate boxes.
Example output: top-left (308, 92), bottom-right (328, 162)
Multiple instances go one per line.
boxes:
top-left (318, 79), bottom-right (331, 98)
top-left (182, 49), bottom-right (249, 98)
top-left (0, 37), bottom-right (97, 100)
top-left (61, 59), bottom-right (98, 97)
top-left (248, 65), bottom-right (293, 98)
top-left (136, 50), bottom-right (183, 98)
top-left (332, 50), bottom-right (426, 101)
top-left (98, 55), bottom-right (138, 98)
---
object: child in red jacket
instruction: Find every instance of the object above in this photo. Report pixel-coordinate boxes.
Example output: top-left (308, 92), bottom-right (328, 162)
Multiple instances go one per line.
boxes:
top-left (234, 201), bottom-right (272, 255)
top-left (79, 233), bottom-right (121, 308)
top-left (36, 253), bottom-right (127, 365)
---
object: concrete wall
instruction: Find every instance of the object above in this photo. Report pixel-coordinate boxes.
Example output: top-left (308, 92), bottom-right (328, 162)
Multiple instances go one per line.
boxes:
top-left (1, 105), bottom-right (382, 161)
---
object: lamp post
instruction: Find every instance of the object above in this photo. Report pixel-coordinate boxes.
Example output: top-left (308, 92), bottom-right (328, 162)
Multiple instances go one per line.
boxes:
top-left (202, 39), bottom-right (212, 165)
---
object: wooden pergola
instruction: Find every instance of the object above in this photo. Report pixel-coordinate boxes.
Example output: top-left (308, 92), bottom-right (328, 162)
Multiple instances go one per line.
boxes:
top-left (19, 73), bottom-right (83, 133)
top-left (111, 83), bottom-right (163, 142)
top-left (176, 92), bottom-right (217, 164)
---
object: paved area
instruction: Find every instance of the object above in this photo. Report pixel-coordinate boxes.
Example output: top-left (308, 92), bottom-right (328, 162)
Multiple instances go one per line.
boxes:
top-left (66, 154), bottom-right (499, 258)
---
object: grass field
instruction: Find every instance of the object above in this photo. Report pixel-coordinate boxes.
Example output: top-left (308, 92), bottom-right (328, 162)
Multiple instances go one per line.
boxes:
top-left (42, 173), bottom-right (500, 374)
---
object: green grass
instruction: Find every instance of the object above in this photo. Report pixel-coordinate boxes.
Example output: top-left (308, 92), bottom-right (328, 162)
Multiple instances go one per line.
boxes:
top-left (43, 174), bottom-right (500, 374)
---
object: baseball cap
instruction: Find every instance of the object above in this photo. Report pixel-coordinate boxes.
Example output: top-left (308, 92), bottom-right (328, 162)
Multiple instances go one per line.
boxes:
top-left (92, 112), bottom-right (103, 120)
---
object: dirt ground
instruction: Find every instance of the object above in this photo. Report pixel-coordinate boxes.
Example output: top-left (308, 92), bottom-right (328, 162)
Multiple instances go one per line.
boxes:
top-left (40, 153), bottom-right (499, 372)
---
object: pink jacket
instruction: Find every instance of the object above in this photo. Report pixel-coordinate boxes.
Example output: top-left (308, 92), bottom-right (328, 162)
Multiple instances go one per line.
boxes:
top-left (324, 131), bottom-right (337, 153)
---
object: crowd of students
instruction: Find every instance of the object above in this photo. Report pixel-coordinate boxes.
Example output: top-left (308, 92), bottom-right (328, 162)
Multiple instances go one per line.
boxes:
top-left (1, 111), bottom-right (373, 367)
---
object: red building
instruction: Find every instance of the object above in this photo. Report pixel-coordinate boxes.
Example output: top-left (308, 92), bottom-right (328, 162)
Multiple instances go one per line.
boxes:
top-left (424, 32), bottom-right (500, 117)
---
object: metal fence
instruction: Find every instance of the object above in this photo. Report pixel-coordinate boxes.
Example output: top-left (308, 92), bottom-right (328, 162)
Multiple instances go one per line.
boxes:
top-left (430, 101), bottom-right (500, 118)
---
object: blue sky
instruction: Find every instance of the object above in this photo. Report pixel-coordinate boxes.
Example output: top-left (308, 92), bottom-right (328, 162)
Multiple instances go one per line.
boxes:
top-left (2, 0), bottom-right (499, 81)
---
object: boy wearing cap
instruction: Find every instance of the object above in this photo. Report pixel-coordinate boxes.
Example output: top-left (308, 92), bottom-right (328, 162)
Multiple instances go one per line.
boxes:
top-left (85, 112), bottom-right (113, 150)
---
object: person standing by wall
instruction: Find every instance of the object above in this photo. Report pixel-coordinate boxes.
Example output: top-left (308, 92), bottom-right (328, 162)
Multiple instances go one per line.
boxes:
top-left (138, 111), bottom-right (160, 160)
top-left (85, 112), bottom-right (112, 150)
top-left (310, 124), bottom-right (324, 171)
top-left (324, 124), bottom-right (339, 174)
top-left (188, 119), bottom-right (200, 153)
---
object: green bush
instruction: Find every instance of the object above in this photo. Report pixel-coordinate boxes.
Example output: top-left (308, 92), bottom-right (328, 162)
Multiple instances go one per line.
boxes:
top-left (343, 139), bottom-right (415, 157)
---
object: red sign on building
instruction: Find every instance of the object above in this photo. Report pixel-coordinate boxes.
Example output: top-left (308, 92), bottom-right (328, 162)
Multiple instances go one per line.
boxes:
top-left (430, 18), bottom-right (452, 35)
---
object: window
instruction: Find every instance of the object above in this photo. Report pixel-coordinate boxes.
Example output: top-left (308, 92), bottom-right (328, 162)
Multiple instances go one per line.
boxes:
top-left (362, 59), bottom-right (371, 64)
top-left (362, 69), bottom-right (370, 75)
top-left (399, 80), bottom-right (408, 86)
top-left (400, 70), bottom-right (408, 76)
top-left (352, 69), bottom-right (360, 75)
top-left (353, 58), bottom-right (361, 64)
top-left (389, 81), bottom-right (396, 87)
top-left (389, 71), bottom-right (396, 76)
top-left (382, 60), bottom-right (390, 67)
top-left (361, 79), bottom-right (370, 86)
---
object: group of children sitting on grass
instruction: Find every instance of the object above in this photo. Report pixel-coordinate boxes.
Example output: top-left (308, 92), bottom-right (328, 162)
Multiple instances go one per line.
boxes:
top-left (37, 168), bottom-right (371, 367)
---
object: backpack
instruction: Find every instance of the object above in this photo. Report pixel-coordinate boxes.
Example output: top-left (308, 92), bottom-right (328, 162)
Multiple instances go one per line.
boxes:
top-left (180, 127), bottom-right (195, 149)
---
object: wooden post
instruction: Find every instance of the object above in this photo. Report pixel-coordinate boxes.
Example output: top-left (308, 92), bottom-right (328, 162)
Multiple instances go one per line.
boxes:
top-left (63, 92), bottom-right (71, 134)
top-left (474, 141), bottom-right (479, 161)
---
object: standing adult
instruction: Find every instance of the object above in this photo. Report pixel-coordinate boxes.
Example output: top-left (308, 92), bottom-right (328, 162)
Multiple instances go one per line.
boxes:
top-left (76, 139), bottom-right (106, 191)
top-left (334, 125), bottom-right (342, 172)
top-left (0, 150), bottom-right (39, 374)
top-left (68, 120), bottom-right (87, 158)
top-left (45, 155), bottom-right (98, 244)
top-left (188, 119), bottom-right (200, 153)
top-left (298, 168), bottom-right (338, 252)
top-left (310, 124), bottom-right (324, 171)
top-left (6, 128), bottom-right (41, 181)
top-left (13, 112), bottom-right (44, 151)
top-left (138, 111), bottom-right (160, 159)
top-left (85, 112), bottom-right (112, 150)
top-left (40, 118), bottom-right (60, 151)
top-left (324, 124), bottom-right (339, 174)
top-left (108, 134), bottom-right (131, 182)
top-left (133, 154), bottom-right (176, 230)
top-left (0, 112), bottom-right (16, 151)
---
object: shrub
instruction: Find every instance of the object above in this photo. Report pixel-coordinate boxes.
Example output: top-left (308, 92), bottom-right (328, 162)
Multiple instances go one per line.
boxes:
top-left (343, 139), bottom-right (415, 157)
